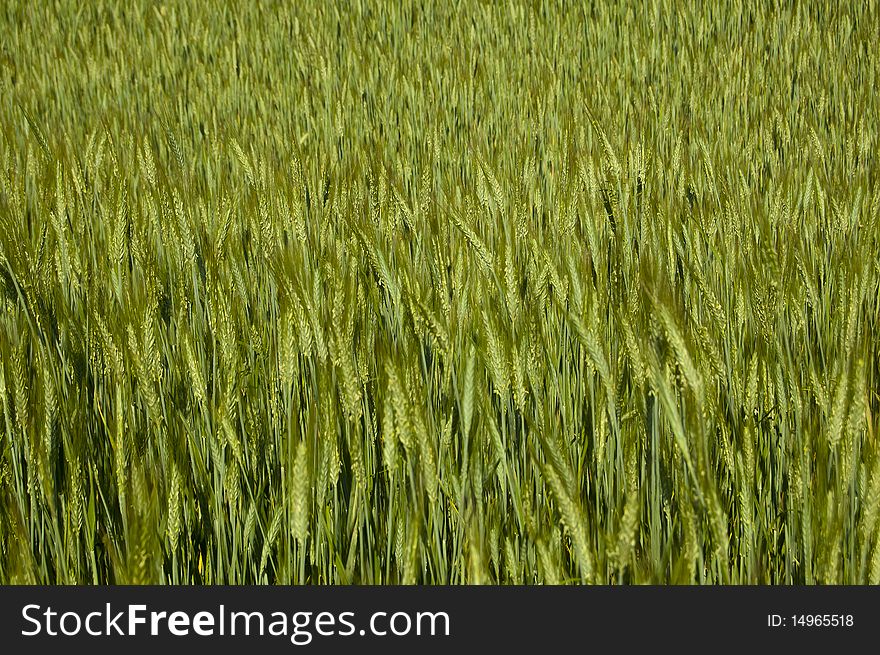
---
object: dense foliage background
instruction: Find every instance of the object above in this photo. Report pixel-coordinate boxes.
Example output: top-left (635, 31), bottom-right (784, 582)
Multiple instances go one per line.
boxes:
top-left (0, 0), bottom-right (878, 583)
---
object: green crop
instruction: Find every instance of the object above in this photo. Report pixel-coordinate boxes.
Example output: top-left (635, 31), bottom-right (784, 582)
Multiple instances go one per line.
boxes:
top-left (0, 0), bottom-right (878, 584)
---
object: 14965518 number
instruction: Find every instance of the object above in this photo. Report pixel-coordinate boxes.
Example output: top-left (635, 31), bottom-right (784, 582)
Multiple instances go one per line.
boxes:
top-left (790, 614), bottom-right (853, 627)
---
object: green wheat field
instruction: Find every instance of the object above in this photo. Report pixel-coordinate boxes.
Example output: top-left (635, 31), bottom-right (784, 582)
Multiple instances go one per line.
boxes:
top-left (1, 1), bottom-right (878, 584)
